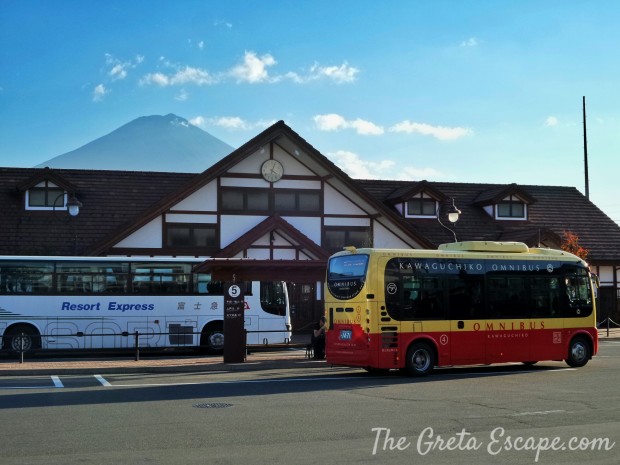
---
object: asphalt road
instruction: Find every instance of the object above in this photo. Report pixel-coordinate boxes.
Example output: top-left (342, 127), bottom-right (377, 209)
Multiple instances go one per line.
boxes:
top-left (1, 341), bottom-right (619, 465)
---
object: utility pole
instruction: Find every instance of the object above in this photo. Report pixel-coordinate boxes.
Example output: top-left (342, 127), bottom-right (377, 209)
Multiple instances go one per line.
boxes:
top-left (583, 96), bottom-right (590, 199)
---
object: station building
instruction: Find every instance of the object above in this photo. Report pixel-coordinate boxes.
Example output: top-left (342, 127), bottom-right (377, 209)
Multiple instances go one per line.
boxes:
top-left (2, 121), bottom-right (619, 330)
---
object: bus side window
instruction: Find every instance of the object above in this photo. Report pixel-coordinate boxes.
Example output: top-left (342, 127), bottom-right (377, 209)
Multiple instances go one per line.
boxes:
top-left (413, 278), bottom-right (444, 320)
top-left (530, 277), bottom-right (561, 318)
top-left (563, 268), bottom-right (593, 317)
top-left (448, 277), bottom-right (484, 320)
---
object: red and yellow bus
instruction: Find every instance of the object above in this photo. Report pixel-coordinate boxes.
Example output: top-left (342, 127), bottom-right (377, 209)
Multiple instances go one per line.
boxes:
top-left (325, 241), bottom-right (598, 376)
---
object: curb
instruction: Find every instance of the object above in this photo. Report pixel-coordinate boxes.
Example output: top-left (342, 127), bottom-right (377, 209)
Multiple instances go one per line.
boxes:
top-left (0, 351), bottom-right (327, 376)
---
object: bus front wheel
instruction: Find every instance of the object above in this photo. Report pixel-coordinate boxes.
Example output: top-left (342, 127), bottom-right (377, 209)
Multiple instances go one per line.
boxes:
top-left (3, 325), bottom-right (41, 353)
top-left (404, 342), bottom-right (435, 377)
top-left (565, 336), bottom-right (591, 368)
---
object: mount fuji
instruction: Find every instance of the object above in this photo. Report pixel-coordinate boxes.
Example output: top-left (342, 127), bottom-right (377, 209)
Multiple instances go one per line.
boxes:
top-left (37, 114), bottom-right (235, 173)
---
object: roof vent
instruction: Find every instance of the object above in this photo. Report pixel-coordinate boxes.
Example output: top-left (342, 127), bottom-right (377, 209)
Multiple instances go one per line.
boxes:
top-left (439, 241), bottom-right (529, 253)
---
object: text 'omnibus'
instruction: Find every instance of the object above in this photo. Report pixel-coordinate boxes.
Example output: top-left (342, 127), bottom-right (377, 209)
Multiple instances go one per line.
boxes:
top-left (0, 256), bottom-right (291, 353)
top-left (325, 241), bottom-right (598, 376)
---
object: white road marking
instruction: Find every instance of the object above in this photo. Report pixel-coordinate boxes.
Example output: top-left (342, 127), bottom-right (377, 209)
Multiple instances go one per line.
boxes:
top-left (513, 410), bottom-right (566, 416)
top-left (51, 376), bottom-right (64, 388)
top-left (94, 375), bottom-right (111, 386)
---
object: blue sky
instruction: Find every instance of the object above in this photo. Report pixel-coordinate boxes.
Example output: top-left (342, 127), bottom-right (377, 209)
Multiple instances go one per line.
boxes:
top-left (1, 1), bottom-right (620, 224)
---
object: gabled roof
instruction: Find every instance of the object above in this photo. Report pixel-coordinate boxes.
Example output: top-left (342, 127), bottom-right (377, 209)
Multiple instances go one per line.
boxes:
top-left (214, 215), bottom-right (330, 261)
top-left (0, 167), bottom-right (196, 256)
top-left (385, 180), bottom-right (449, 204)
top-left (88, 120), bottom-right (434, 254)
top-left (15, 166), bottom-right (77, 193)
top-left (355, 179), bottom-right (620, 263)
top-left (472, 183), bottom-right (536, 206)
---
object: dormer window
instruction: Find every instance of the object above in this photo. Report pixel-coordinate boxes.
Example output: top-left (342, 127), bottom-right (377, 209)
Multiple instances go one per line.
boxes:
top-left (496, 195), bottom-right (527, 220)
top-left (25, 181), bottom-right (66, 211)
top-left (406, 192), bottom-right (437, 218)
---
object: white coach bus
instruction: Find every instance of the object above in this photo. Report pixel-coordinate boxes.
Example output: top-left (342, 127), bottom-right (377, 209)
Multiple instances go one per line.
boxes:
top-left (0, 256), bottom-right (291, 353)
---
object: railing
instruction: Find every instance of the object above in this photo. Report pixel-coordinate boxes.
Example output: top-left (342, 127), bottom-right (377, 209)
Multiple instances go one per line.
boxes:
top-left (2, 329), bottom-right (304, 364)
top-left (597, 317), bottom-right (620, 337)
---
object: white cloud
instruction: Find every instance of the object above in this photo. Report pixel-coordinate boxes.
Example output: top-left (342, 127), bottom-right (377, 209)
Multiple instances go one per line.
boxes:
top-left (105, 53), bottom-right (143, 81)
top-left (140, 65), bottom-right (218, 86)
top-left (460, 37), bottom-right (479, 47)
top-left (214, 19), bottom-right (233, 29)
top-left (175, 89), bottom-right (189, 101)
top-left (229, 51), bottom-right (278, 83)
top-left (138, 51), bottom-right (359, 88)
top-left (189, 116), bottom-right (206, 127)
top-left (310, 62), bottom-right (359, 83)
top-left (285, 61), bottom-right (360, 84)
top-left (313, 114), bottom-right (384, 135)
top-left (326, 150), bottom-right (445, 181)
top-left (327, 150), bottom-right (394, 179)
top-left (198, 41), bottom-right (205, 50)
top-left (190, 116), bottom-right (276, 131)
top-left (213, 116), bottom-right (248, 130)
top-left (389, 120), bottom-right (473, 140)
top-left (313, 113), bottom-right (348, 131)
top-left (545, 116), bottom-right (559, 126)
top-left (92, 84), bottom-right (108, 102)
top-left (350, 118), bottom-right (384, 135)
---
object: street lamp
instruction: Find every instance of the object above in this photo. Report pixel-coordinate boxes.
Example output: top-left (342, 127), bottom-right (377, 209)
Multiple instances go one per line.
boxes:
top-left (447, 198), bottom-right (461, 224)
top-left (52, 192), bottom-right (82, 254)
top-left (65, 194), bottom-right (82, 217)
top-left (438, 198), bottom-right (460, 243)
top-left (53, 192), bottom-right (82, 217)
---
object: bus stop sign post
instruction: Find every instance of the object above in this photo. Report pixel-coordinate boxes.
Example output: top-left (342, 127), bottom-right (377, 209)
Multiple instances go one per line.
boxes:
top-left (223, 281), bottom-right (245, 363)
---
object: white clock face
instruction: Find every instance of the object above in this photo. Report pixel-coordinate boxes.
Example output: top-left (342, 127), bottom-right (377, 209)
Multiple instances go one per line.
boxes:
top-left (261, 159), bottom-right (284, 182)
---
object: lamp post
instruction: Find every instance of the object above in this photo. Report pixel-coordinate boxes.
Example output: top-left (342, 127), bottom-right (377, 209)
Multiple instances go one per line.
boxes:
top-left (438, 198), bottom-right (460, 243)
top-left (52, 192), bottom-right (83, 254)
top-left (65, 194), bottom-right (82, 217)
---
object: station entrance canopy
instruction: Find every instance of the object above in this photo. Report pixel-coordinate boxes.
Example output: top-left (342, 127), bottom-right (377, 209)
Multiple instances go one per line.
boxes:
top-left (193, 258), bottom-right (327, 282)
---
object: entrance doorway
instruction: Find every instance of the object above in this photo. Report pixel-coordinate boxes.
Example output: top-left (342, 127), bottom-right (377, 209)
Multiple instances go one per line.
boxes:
top-left (287, 282), bottom-right (322, 333)
top-left (598, 286), bottom-right (619, 326)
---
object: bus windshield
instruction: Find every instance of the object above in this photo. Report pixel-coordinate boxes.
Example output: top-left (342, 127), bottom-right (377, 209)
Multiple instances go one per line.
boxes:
top-left (327, 254), bottom-right (368, 300)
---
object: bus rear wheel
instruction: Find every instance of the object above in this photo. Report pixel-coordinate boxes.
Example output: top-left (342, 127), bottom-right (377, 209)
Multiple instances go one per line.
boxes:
top-left (565, 336), bottom-right (591, 368)
top-left (3, 325), bottom-right (41, 353)
top-left (200, 324), bottom-right (224, 355)
top-left (404, 342), bottom-right (435, 377)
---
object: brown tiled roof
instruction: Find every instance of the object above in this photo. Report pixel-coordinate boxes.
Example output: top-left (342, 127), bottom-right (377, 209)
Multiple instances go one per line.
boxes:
top-left (355, 179), bottom-right (620, 264)
top-left (3, 138), bottom-right (620, 267)
top-left (472, 183), bottom-right (536, 206)
top-left (0, 167), bottom-right (196, 256)
top-left (385, 180), bottom-right (449, 204)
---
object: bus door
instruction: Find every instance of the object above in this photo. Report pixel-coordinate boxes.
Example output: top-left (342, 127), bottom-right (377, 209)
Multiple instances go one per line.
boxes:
top-left (449, 319), bottom-right (486, 365)
top-left (447, 275), bottom-right (486, 365)
top-left (485, 275), bottom-right (531, 363)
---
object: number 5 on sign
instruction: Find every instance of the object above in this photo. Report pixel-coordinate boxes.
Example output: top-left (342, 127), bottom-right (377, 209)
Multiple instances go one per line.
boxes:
top-left (228, 285), bottom-right (241, 298)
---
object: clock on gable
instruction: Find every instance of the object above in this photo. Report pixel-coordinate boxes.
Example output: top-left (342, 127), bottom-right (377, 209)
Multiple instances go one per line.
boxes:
top-left (261, 159), bottom-right (284, 183)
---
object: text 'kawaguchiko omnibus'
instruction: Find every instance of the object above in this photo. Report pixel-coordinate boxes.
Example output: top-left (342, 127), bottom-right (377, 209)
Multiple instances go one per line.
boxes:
top-left (0, 256), bottom-right (291, 353)
top-left (325, 241), bottom-right (598, 376)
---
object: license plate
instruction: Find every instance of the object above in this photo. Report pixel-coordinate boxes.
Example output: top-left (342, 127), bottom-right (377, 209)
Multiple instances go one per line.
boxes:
top-left (340, 329), bottom-right (352, 340)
